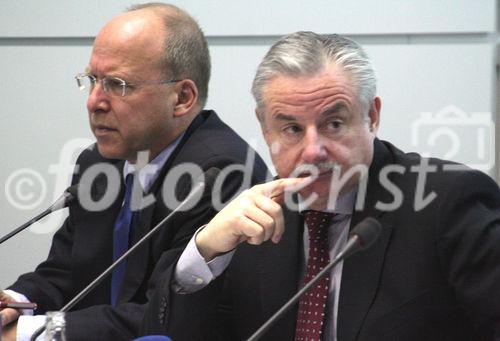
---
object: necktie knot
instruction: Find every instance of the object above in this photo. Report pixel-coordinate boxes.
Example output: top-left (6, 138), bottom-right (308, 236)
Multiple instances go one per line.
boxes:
top-left (122, 173), bottom-right (135, 210)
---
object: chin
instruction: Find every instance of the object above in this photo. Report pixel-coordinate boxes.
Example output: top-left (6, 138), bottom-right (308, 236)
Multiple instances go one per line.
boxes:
top-left (96, 144), bottom-right (123, 160)
top-left (298, 188), bottom-right (330, 211)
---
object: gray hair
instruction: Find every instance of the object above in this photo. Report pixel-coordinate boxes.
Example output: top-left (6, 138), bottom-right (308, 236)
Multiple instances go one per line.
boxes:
top-left (128, 3), bottom-right (211, 108)
top-left (251, 31), bottom-right (376, 115)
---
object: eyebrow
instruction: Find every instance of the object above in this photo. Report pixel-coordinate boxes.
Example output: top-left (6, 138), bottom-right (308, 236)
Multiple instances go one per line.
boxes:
top-left (273, 113), bottom-right (297, 122)
top-left (321, 102), bottom-right (348, 116)
top-left (272, 102), bottom-right (348, 122)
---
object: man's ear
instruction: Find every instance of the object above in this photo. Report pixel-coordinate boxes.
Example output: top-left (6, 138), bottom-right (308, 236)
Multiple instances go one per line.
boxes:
top-left (173, 79), bottom-right (198, 117)
top-left (368, 96), bottom-right (381, 133)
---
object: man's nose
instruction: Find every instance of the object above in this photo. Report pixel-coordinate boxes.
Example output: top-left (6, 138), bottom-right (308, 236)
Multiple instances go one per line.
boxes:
top-left (87, 82), bottom-right (110, 114)
top-left (301, 129), bottom-right (328, 163)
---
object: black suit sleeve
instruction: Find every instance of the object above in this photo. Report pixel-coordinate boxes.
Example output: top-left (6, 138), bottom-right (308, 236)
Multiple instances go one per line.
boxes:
top-left (8, 215), bottom-right (75, 312)
top-left (436, 170), bottom-right (500, 339)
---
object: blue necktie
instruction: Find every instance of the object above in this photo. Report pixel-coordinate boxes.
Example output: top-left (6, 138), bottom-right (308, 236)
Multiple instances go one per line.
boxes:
top-left (111, 173), bottom-right (135, 306)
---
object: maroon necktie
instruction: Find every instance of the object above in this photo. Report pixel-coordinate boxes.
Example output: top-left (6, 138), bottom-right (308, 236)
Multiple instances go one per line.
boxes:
top-left (294, 210), bottom-right (335, 341)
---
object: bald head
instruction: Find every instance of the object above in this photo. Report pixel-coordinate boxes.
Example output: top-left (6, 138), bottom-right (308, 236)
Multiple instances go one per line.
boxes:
top-left (93, 10), bottom-right (165, 74)
top-left (126, 3), bottom-right (211, 108)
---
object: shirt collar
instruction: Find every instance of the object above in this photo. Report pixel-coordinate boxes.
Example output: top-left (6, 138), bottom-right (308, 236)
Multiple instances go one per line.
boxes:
top-left (298, 185), bottom-right (357, 216)
top-left (123, 132), bottom-right (184, 192)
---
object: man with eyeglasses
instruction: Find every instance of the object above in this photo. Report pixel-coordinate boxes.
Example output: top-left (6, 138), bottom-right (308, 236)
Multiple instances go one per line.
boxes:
top-left (0, 3), bottom-right (268, 340)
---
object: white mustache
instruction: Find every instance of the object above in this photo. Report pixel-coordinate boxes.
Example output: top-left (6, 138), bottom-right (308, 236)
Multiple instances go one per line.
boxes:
top-left (291, 163), bottom-right (341, 177)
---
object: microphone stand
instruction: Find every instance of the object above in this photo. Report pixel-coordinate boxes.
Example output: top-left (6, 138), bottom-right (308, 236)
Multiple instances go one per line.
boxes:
top-left (0, 210), bottom-right (52, 245)
top-left (0, 188), bottom-right (75, 245)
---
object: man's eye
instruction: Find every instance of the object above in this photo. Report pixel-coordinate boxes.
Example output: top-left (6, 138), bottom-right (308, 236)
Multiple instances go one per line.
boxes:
top-left (107, 78), bottom-right (124, 89)
top-left (283, 125), bottom-right (302, 134)
top-left (327, 120), bottom-right (342, 130)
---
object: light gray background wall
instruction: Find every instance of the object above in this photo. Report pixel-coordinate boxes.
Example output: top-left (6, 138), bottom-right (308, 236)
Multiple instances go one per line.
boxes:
top-left (0, 0), bottom-right (497, 288)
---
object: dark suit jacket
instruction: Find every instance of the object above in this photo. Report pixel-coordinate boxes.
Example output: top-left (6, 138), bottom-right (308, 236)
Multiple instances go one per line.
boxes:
top-left (143, 138), bottom-right (500, 341)
top-left (8, 110), bottom-right (269, 340)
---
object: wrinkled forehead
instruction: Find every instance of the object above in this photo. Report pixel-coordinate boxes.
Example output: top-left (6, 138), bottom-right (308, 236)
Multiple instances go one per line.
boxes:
top-left (265, 63), bottom-right (357, 97)
top-left (264, 68), bottom-right (359, 109)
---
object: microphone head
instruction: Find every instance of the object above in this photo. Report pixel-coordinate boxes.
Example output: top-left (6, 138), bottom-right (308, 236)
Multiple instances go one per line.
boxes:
top-left (49, 184), bottom-right (80, 212)
top-left (65, 184), bottom-right (79, 198)
top-left (350, 217), bottom-right (381, 250)
top-left (63, 184), bottom-right (82, 207)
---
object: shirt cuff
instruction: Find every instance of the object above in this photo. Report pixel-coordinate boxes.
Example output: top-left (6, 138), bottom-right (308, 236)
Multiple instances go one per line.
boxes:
top-left (173, 227), bottom-right (234, 293)
top-left (3, 290), bottom-right (34, 316)
top-left (17, 315), bottom-right (46, 341)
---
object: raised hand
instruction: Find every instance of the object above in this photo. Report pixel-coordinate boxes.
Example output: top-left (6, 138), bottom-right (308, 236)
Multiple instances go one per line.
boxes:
top-left (196, 177), bottom-right (309, 261)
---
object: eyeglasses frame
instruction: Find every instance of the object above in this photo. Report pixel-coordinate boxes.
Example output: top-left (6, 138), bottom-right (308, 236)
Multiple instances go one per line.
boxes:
top-left (75, 73), bottom-right (182, 97)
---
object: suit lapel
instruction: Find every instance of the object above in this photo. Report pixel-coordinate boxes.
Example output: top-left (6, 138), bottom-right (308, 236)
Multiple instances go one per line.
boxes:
top-left (337, 139), bottom-right (396, 341)
top-left (116, 114), bottom-right (209, 303)
top-left (337, 211), bottom-right (393, 340)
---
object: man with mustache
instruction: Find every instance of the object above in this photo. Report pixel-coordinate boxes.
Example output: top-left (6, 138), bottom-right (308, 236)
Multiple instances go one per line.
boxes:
top-left (143, 32), bottom-right (500, 340)
top-left (0, 3), bottom-right (268, 340)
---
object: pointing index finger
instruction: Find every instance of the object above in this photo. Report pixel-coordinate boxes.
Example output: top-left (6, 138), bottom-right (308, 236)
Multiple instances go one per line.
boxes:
top-left (257, 177), bottom-right (312, 199)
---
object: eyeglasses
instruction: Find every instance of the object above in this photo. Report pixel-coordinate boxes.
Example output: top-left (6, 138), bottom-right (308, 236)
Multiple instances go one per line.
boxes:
top-left (75, 73), bottom-right (181, 97)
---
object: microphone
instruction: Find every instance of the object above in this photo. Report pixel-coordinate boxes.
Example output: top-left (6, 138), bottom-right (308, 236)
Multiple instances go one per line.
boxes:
top-left (0, 185), bottom-right (78, 245)
top-left (30, 168), bottom-right (220, 341)
top-left (246, 217), bottom-right (382, 341)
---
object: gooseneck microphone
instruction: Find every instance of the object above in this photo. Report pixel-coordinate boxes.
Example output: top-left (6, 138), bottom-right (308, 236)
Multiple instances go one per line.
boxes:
top-left (246, 217), bottom-right (382, 341)
top-left (0, 185), bottom-right (78, 245)
top-left (30, 168), bottom-right (220, 341)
